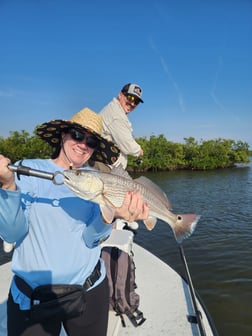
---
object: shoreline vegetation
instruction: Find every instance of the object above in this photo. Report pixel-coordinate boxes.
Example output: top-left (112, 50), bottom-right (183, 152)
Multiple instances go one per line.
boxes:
top-left (130, 135), bottom-right (250, 172)
top-left (0, 130), bottom-right (250, 172)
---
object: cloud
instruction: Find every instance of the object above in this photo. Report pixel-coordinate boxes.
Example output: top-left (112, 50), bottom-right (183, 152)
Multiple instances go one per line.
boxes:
top-left (149, 37), bottom-right (185, 113)
top-left (210, 55), bottom-right (226, 112)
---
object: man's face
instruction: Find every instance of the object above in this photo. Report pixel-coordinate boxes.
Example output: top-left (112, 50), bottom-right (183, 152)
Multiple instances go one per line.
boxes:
top-left (118, 92), bottom-right (141, 114)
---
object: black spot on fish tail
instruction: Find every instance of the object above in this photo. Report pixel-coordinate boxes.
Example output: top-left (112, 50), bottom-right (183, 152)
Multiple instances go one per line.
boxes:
top-left (174, 215), bottom-right (201, 244)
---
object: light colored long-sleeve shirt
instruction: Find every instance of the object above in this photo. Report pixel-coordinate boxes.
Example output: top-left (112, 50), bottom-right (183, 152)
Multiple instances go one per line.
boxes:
top-left (100, 98), bottom-right (141, 168)
top-left (0, 158), bottom-right (112, 309)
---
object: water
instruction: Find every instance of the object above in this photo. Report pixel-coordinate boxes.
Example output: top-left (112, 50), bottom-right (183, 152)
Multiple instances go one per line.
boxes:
top-left (1, 161), bottom-right (252, 335)
top-left (133, 162), bottom-right (252, 336)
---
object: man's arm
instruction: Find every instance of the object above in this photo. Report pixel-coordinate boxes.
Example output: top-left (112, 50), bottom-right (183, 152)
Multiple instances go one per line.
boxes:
top-left (107, 118), bottom-right (141, 156)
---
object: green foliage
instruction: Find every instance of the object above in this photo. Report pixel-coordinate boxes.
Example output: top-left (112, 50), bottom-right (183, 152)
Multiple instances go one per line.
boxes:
top-left (128, 135), bottom-right (250, 171)
top-left (0, 130), bottom-right (250, 171)
top-left (0, 129), bottom-right (52, 163)
top-left (182, 138), bottom-right (250, 170)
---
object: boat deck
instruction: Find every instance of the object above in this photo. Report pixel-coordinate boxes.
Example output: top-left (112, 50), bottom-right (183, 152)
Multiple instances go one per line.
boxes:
top-left (107, 243), bottom-right (215, 336)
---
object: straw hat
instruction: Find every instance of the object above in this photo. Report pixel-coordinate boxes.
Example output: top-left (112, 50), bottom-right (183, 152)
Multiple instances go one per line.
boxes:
top-left (36, 107), bottom-right (120, 165)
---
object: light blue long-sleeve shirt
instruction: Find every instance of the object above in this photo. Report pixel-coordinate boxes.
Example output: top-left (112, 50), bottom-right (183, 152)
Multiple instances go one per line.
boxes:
top-left (1, 159), bottom-right (112, 309)
top-left (0, 188), bottom-right (28, 242)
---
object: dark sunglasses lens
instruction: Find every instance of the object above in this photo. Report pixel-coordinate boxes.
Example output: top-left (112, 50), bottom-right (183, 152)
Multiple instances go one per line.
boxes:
top-left (85, 136), bottom-right (98, 149)
top-left (69, 129), bottom-right (84, 141)
top-left (69, 129), bottom-right (98, 148)
top-left (126, 95), bottom-right (140, 105)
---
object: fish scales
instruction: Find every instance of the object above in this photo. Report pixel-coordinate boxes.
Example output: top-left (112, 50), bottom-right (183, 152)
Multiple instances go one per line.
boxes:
top-left (101, 175), bottom-right (177, 223)
top-left (102, 174), bottom-right (170, 208)
top-left (63, 168), bottom-right (200, 243)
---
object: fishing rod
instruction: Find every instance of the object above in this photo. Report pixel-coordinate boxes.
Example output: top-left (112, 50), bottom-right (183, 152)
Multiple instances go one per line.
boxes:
top-left (179, 244), bottom-right (207, 336)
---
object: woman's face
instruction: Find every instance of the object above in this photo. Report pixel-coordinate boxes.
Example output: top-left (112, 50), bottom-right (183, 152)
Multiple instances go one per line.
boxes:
top-left (57, 129), bottom-right (99, 169)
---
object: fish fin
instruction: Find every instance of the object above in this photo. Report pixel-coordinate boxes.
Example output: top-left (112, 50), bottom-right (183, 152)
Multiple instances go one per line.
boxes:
top-left (143, 216), bottom-right (157, 230)
top-left (110, 165), bottom-right (132, 180)
top-left (100, 204), bottom-right (115, 224)
top-left (135, 176), bottom-right (172, 209)
top-left (173, 214), bottom-right (201, 244)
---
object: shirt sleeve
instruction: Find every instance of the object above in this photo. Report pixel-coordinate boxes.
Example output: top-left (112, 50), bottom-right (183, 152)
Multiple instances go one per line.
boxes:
top-left (107, 117), bottom-right (141, 157)
top-left (0, 188), bottom-right (28, 242)
top-left (82, 203), bottom-right (112, 248)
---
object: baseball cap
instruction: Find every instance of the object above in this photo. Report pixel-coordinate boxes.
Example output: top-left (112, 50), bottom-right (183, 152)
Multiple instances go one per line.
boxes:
top-left (121, 83), bottom-right (144, 103)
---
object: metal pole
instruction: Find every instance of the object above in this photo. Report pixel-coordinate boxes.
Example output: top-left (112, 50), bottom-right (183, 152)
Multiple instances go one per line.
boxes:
top-left (8, 164), bottom-right (55, 181)
top-left (179, 244), bottom-right (207, 336)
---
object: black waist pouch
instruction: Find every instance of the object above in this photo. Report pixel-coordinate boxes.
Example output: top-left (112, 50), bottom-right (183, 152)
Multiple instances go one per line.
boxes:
top-left (30, 284), bottom-right (86, 321)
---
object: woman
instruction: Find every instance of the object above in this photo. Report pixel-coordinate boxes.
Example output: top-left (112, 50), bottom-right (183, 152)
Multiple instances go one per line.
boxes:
top-left (0, 107), bottom-right (149, 336)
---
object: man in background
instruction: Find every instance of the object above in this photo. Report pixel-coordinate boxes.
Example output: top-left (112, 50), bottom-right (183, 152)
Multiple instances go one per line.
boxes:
top-left (100, 83), bottom-right (144, 169)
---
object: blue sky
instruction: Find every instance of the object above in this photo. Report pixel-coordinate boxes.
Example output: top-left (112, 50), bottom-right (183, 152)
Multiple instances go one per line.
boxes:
top-left (1, 0), bottom-right (252, 147)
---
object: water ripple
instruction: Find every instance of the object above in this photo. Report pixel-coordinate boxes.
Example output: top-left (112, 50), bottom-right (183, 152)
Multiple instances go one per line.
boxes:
top-left (135, 162), bottom-right (252, 336)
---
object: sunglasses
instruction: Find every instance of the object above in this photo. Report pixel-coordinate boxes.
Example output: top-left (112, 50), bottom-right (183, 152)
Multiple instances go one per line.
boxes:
top-left (68, 129), bottom-right (99, 149)
top-left (124, 94), bottom-right (140, 106)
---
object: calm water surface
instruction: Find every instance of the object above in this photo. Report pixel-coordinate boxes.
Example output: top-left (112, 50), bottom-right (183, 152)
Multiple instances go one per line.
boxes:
top-left (134, 161), bottom-right (252, 336)
top-left (1, 161), bottom-right (252, 335)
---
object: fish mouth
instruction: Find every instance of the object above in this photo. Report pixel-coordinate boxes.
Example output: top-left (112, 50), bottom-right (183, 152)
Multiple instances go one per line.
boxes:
top-left (62, 173), bottom-right (71, 182)
top-left (61, 173), bottom-right (74, 186)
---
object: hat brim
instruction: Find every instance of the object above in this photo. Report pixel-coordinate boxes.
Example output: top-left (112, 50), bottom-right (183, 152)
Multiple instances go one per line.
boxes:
top-left (132, 94), bottom-right (144, 103)
top-left (36, 120), bottom-right (120, 165)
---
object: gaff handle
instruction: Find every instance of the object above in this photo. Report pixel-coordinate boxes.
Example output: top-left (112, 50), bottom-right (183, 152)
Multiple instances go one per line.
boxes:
top-left (8, 163), bottom-right (64, 185)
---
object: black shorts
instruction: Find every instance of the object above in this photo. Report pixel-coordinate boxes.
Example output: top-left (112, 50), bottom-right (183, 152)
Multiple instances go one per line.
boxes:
top-left (7, 277), bottom-right (109, 336)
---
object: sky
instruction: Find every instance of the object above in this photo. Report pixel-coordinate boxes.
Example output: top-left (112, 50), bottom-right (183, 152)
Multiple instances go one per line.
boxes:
top-left (0, 0), bottom-right (252, 147)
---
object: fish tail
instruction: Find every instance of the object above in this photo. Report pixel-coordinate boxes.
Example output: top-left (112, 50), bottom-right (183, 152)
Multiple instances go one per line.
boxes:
top-left (173, 214), bottom-right (201, 244)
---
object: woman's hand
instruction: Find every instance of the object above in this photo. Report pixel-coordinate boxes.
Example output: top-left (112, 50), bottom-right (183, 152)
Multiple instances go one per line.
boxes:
top-left (100, 190), bottom-right (149, 224)
top-left (0, 155), bottom-right (16, 190)
top-left (114, 191), bottom-right (149, 222)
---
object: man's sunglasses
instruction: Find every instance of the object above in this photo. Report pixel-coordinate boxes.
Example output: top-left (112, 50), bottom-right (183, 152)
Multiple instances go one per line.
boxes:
top-left (124, 94), bottom-right (140, 106)
top-left (68, 129), bottom-right (99, 149)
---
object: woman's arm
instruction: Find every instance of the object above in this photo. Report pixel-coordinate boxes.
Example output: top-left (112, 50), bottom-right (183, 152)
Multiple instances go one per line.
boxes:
top-left (0, 155), bottom-right (28, 242)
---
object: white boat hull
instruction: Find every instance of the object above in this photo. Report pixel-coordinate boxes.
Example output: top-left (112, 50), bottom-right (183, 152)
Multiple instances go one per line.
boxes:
top-left (108, 243), bottom-right (217, 335)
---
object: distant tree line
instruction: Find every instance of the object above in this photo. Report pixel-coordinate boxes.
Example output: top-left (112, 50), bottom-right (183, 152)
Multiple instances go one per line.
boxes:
top-left (128, 135), bottom-right (250, 172)
top-left (0, 130), bottom-right (52, 162)
top-left (0, 130), bottom-right (250, 172)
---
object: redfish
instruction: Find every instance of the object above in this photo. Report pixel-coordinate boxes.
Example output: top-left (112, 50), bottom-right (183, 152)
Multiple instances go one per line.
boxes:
top-left (63, 167), bottom-right (200, 244)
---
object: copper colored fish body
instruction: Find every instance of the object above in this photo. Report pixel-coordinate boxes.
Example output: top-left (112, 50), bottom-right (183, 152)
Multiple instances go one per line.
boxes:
top-left (63, 167), bottom-right (200, 243)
